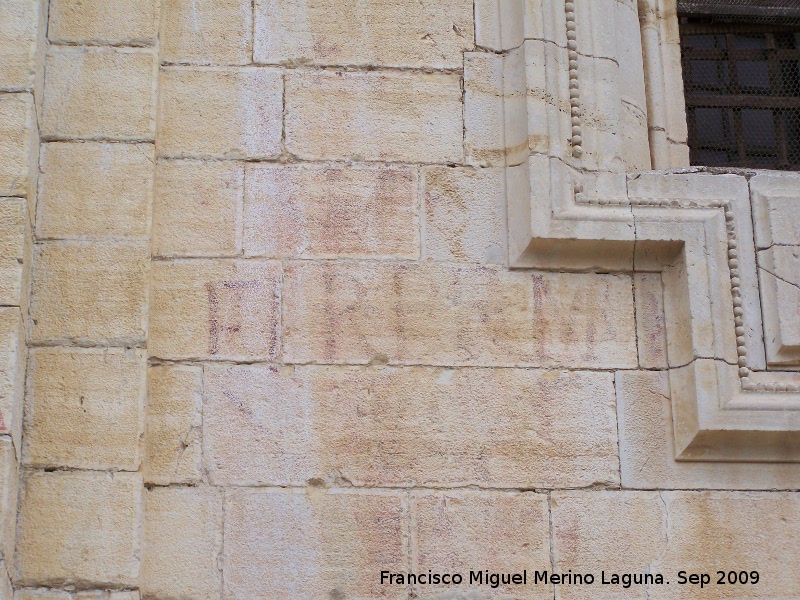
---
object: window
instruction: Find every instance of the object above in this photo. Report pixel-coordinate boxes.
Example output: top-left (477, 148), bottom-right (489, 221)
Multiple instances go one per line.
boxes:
top-left (679, 1), bottom-right (800, 169)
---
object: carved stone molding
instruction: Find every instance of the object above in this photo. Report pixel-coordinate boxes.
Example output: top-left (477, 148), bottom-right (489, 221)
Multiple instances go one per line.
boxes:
top-left (475, 0), bottom-right (800, 461)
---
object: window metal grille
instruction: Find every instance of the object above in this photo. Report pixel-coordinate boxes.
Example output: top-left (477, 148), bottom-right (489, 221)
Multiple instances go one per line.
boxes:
top-left (678, 1), bottom-right (800, 169)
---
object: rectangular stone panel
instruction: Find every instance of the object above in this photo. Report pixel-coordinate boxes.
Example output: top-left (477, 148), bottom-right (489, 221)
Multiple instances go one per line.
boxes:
top-left (144, 365), bottom-right (202, 485)
top-left (423, 167), bottom-right (505, 264)
top-left (411, 491), bottom-right (551, 599)
top-left (153, 159), bottom-right (243, 258)
top-left (0, 199), bottom-right (25, 305)
top-left (0, 308), bottom-right (24, 450)
top-left (224, 489), bottom-right (406, 600)
top-left (42, 48), bottom-right (156, 140)
top-left (283, 261), bottom-right (638, 367)
top-left (203, 365), bottom-right (620, 488)
top-left (0, 93), bottom-right (36, 197)
top-left (244, 163), bottom-right (419, 259)
top-left (160, 0), bottom-right (252, 65)
top-left (37, 142), bottom-right (153, 240)
top-left (0, 437), bottom-right (18, 568)
top-left (142, 486), bottom-right (222, 600)
top-left (552, 491), bottom-right (800, 599)
top-left (285, 70), bottom-right (463, 163)
top-left (157, 68), bottom-right (282, 159)
top-left (48, 0), bottom-right (158, 46)
top-left (149, 259), bottom-right (281, 361)
top-left (16, 471), bottom-right (142, 587)
top-left (30, 242), bottom-right (148, 345)
top-left (23, 348), bottom-right (145, 471)
top-left (254, 0), bottom-right (473, 68)
top-left (0, 0), bottom-right (40, 90)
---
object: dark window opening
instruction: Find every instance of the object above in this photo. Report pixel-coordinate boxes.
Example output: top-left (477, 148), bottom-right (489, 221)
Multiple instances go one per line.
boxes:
top-left (678, 1), bottom-right (800, 169)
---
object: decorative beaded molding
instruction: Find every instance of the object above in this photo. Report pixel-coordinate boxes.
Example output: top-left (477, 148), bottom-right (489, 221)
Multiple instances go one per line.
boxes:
top-left (480, 0), bottom-right (800, 461)
top-left (565, 1), bottom-right (583, 160)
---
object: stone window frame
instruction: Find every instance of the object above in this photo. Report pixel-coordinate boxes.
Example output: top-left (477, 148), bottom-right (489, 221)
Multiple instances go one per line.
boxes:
top-left (475, 0), bottom-right (800, 462)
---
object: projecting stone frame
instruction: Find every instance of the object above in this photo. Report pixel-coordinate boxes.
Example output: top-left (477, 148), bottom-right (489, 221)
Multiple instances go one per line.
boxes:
top-left (475, 0), bottom-right (800, 461)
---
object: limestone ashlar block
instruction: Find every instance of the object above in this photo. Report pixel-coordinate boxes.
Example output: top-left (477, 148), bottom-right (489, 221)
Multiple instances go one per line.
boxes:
top-left (283, 262), bottom-right (638, 368)
top-left (243, 163), bottom-right (419, 259)
top-left (423, 167), bottom-right (505, 264)
top-left (29, 241), bottom-right (148, 345)
top-left (157, 68), bottom-right (282, 160)
top-left (411, 491), bottom-right (551, 599)
top-left (633, 272), bottom-right (668, 369)
top-left (0, 308), bottom-right (24, 450)
top-left (224, 488), bottom-right (406, 600)
top-left (203, 365), bottom-right (619, 488)
top-left (144, 365), bottom-right (202, 485)
top-left (149, 259), bottom-right (281, 361)
top-left (16, 471), bottom-right (142, 587)
top-left (0, 93), bottom-right (36, 197)
top-left (285, 70), bottom-right (463, 163)
top-left (551, 491), bottom-right (670, 600)
top-left (48, 0), bottom-right (158, 46)
top-left (142, 486), bottom-right (222, 600)
top-left (552, 490), bottom-right (800, 599)
top-left (0, 199), bottom-right (25, 305)
top-left (616, 370), bottom-right (800, 489)
top-left (42, 48), bottom-right (156, 140)
top-left (160, 0), bottom-right (252, 65)
top-left (0, 0), bottom-right (41, 91)
top-left (37, 142), bottom-right (153, 241)
top-left (23, 348), bottom-right (145, 471)
top-left (153, 160), bottom-right (243, 258)
top-left (0, 437), bottom-right (18, 568)
top-left (254, 0), bottom-right (473, 68)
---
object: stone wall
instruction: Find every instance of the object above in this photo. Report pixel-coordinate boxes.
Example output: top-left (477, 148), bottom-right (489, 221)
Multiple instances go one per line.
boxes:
top-left (0, 0), bottom-right (799, 598)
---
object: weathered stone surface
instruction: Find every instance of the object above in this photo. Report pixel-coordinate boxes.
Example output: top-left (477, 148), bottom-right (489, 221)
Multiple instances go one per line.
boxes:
top-left (464, 52), bottom-right (507, 167)
top-left (37, 142), bottom-right (153, 240)
top-left (0, 93), bottom-right (35, 196)
top-left (23, 348), bottom-right (144, 471)
top-left (411, 491), bottom-right (551, 598)
top-left (161, 0), bottom-right (252, 65)
top-left (244, 164), bottom-right (419, 259)
top-left (0, 310), bottom-right (23, 451)
top-left (551, 491), bottom-right (667, 600)
top-left (224, 489), bottom-right (406, 600)
top-left (15, 592), bottom-right (139, 600)
top-left (284, 262), bottom-right (637, 367)
top-left (423, 167), bottom-right (505, 264)
top-left (652, 492), bottom-right (800, 598)
top-left (0, 0), bottom-right (40, 90)
top-left (0, 437), bottom-right (18, 568)
top-left (552, 490), bottom-right (800, 598)
top-left (204, 365), bottom-right (619, 487)
top-left (42, 48), bottom-right (156, 140)
top-left (144, 366), bottom-right (202, 485)
top-left (157, 68), bottom-right (282, 159)
top-left (254, 0), bottom-right (473, 68)
top-left (1, 568), bottom-right (11, 600)
top-left (142, 486), bottom-right (222, 600)
top-left (149, 259), bottom-right (281, 360)
top-left (617, 371), bottom-right (800, 489)
top-left (16, 471), bottom-right (142, 587)
top-left (48, 0), bottom-right (158, 45)
top-left (285, 71), bottom-right (463, 163)
top-left (0, 200), bottom-right (25, 306)
top-left (634, 272), bottom-right (668, 369)
top-left (760, 246), bottom-right (800, 349)
top-left (153, 160), bottom-right (243, 258)
top-left (30, 242), bottom-right (148, 344)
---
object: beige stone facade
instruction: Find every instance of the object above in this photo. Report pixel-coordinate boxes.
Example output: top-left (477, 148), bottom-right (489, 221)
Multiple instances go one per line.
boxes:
top-left (1, 0), bottom-right (800, 598)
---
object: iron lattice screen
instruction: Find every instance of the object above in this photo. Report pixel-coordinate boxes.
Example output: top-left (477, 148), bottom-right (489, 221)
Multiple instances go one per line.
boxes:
top-left (678, 1), bottom-right (800, 169)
